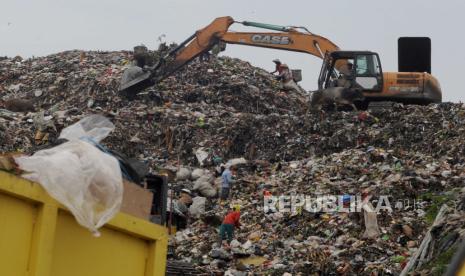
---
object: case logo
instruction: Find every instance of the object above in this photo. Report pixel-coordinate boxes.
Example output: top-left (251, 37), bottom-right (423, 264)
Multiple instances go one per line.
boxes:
top-left (251, 35), bottom-right (290, 45)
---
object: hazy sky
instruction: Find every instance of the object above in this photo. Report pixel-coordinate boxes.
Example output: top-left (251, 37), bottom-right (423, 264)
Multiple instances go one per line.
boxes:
top-left (1, 0), bottom-right (464, 101)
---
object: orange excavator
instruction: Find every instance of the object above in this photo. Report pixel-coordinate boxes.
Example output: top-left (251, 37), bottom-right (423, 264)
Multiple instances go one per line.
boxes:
top-left (120, 16), bottom-right (442, 107)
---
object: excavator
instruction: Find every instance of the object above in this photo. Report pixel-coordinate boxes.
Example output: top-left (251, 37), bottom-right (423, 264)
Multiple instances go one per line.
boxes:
top-left (119, 16), bottom-right (442, 108)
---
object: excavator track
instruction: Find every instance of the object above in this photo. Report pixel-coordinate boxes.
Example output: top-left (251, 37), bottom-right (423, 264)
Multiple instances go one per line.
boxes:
top-left (166, 260), bottom-right (204, 275)
top-left (166, 245), bottom-right (204, 275)
top-left (367, 101), bottom-right (397, 111)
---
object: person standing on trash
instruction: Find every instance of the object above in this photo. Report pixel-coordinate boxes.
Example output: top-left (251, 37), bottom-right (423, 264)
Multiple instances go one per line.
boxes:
top-left (219, 204), bottom-right (241, 246)
top-left (166, 188), bottom-right (193, 230)
top-left (270, 59), bottom-right (305, 94)
top-left (221, 165), bottom-right (236, 201)
top-left (270, 59), bottom-right (285, 75)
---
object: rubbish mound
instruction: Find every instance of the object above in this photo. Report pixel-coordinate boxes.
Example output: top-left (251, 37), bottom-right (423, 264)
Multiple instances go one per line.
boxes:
top-left (171, 149), bottom-right (465, 275)
top-left (1, 50), bottom-right (465, 274)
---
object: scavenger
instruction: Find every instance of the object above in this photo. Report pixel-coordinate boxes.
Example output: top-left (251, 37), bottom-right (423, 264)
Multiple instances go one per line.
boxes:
top-left (219, 204), bottom-right (241, 246)
top-left (166, 188), bottom-right (193, 230)
top-left (270, 59), bottom-right (304, 93)
top-left (221, 165), bottom-right (236, 200)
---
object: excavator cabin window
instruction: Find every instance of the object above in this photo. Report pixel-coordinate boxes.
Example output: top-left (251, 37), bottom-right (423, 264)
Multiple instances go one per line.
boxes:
top-left (354, 53), bottom-right (382, 91)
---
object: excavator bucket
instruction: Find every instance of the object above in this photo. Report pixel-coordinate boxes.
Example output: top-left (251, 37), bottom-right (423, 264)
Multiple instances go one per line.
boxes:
top-left (119, 44), bottom-right (157, 97)
top-left (119, 67), bottom-right (154, 97)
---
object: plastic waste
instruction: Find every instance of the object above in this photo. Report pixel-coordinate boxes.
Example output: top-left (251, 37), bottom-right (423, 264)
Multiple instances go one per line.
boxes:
top-left (225, 157), bottom-right (247, 168)
top-left (33, 110), bottom-right (56, 132)
top-left (193, 177), bottom-right (217, 198)
top-left (59, 114), bottom-right (115, 142)
top-left (195, 148), bottom-right (209, 166)
top-left (362, 202), bottom-right (381, 239)
top-left (189, 197), bottom-right (207, 218)
top-left (391, 255), bottom-right (406, 263)
top-left (176, 167), bottom-right (192, 181)
top-left (15, 115), bottom-right (122, 236)
top-left (191, 168), bottom-right (205, 180)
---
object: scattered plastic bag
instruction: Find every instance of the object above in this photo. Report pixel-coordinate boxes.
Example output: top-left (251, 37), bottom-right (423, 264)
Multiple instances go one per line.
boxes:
top-left (193, 180), bottom-right (217, 198)
top-left (15, 115), bottom-right (122, 236)
top-left (195, 147), bottom-right (209, 166)
top-left (191, 168), bottom-right (205, 180)
top-left (362, 202), bottom-right (380, 239)
top-left (176, 167), bottom-right (192, 181)
top-left (59, 114), bottom-right (114, 143)
top-left (225, 157), bottom-right (247, 168)
top-left (189, 197), bottom-right (207, 218)
top-left (193, 173), bottom-right (217, 198)
top-left (33, 110), bottom-right (56, 131)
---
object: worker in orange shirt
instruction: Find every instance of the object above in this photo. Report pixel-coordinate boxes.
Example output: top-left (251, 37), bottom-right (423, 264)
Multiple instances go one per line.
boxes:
top-left (219, 205), bottom-right (241, 246)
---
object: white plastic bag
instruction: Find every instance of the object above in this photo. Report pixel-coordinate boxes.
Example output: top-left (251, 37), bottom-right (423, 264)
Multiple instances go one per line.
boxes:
top-left (362, 202), bottom-right (380, 239)
top-left (15, 115), bottom-right (123, 236)
top-left (225, 157), bottom-right (247, 168)
top-left (59, 114), bottom-right (114, 142)
top-left (189, 197), bottom-right (206, 218)
top-left (176, 167), bottom-right (192, 181)
top-left (193, 173), bottom-right (217, 198)
top-left (191, 168), bottom-right (205, 180)
top-left (16, 140), bottom-right (123, 236)
top-left (195, 148), bottom-right (209, 166)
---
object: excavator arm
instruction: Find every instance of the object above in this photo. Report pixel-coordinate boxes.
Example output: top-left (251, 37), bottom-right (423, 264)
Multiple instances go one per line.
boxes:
top-left (221, 31), bottom-right (338, 58)
top-left (160, 17), bottom-right (235, 77)
top-left (119, 16), bottom-right (234, 96)
top-left (119, 16), bottom-right (340, 96)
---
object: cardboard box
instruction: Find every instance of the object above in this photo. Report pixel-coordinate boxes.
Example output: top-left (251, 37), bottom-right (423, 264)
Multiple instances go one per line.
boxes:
top-left (121, 180), bottom-right (153, 220)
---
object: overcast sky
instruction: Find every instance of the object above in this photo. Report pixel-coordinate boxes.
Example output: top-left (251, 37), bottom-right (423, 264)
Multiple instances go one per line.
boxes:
top-left (1, 0), bottom-right (463, 102)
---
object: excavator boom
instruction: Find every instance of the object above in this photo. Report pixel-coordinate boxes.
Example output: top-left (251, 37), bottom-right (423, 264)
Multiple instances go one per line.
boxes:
top-left (221, 32), bottom-right (338, 58)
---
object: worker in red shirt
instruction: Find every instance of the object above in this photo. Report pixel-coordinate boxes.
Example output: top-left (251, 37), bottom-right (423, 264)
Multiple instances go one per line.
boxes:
top-left (219, 205), bottom-right (241, 246)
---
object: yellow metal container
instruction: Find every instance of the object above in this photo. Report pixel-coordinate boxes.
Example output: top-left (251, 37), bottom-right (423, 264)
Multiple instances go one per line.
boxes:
top-left (0, 171), bottom-right (167, 276)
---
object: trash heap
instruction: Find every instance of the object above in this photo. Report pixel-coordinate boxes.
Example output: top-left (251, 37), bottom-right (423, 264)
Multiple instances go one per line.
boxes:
top-left (0, 50), bottom-right (307, 160)
top-left (1, 50), bottom-right (465, 274)
top-left (172, 148), bottom-right (465, 275)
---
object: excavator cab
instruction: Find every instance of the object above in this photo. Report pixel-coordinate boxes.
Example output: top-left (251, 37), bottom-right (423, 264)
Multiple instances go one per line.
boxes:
top-left (318, 51), bottom-right (383, 92)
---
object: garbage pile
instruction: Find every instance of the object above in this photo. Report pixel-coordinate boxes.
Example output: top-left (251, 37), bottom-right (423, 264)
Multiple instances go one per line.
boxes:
top-left (0, 50), bottom-right (307, 160)
top-left (171, 149), bottom-right (465, 275)
top-left (1, 50), bottom-right (465, 274)
top-left (2, 51), bottom-right (465, 164)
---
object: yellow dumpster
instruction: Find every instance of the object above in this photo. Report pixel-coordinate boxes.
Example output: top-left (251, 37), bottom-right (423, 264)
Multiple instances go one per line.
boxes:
top-left (0, 171), bottom-right (168, 276)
